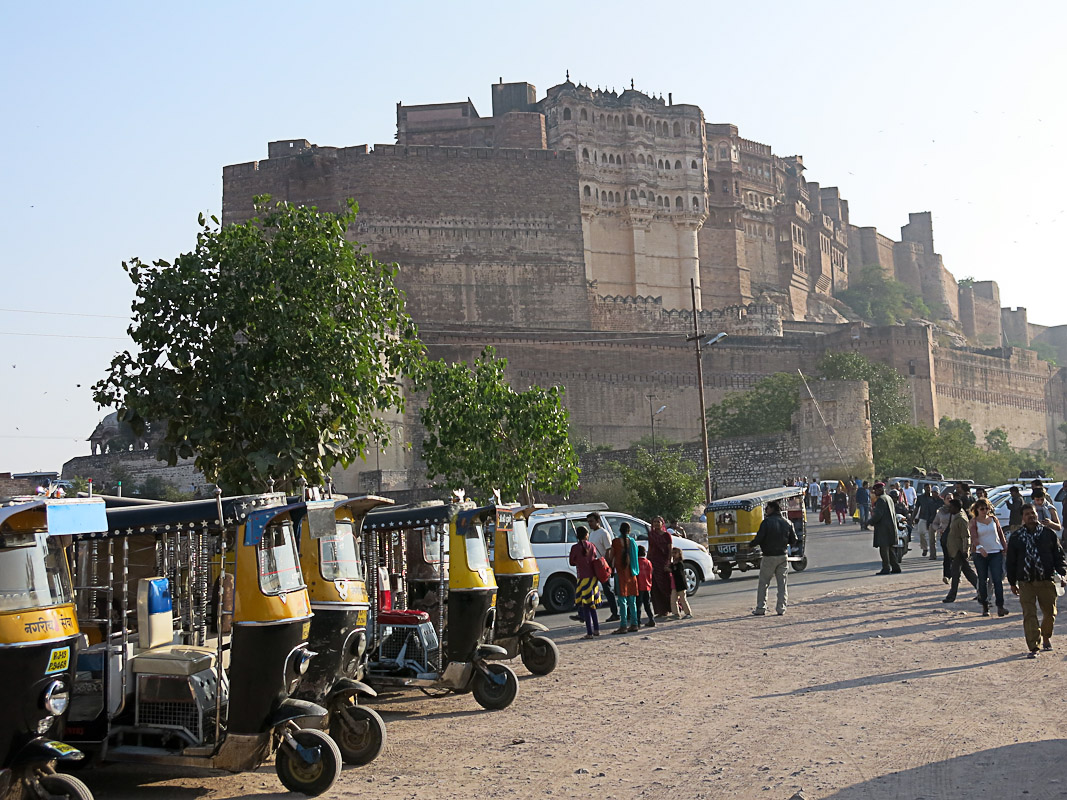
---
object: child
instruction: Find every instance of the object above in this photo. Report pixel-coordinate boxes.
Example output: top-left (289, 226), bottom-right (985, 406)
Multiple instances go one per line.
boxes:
top-left (669, 547), bottom-right (693, 619)
top-left (636, 545), bottom-right (655, 628)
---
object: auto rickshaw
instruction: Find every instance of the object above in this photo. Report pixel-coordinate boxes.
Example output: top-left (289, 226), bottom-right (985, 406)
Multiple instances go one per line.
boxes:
top-left (482, 504), bottom-right (558, 676)
top-left (290, 493), bottom-right (393, 765)
top-left (361, 502), bottom-right (518, 710)
top-left (705, 486), bottom-right (808, 579)
top-left (0, 497), bottom-right (104, 800)
top-left (64, 493), bottom-right (342, 797)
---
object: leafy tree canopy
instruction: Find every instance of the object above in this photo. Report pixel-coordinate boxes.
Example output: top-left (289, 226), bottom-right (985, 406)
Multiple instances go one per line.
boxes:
top-left (817, 352), bottom-right (910, 435)
top-left (93, 197), bottom-right (423, 492)
top-left (608, 447), bottom-right (705, 523)
top-left (706, 372), bottom-right (804, 440)
top-left (837, 264), bottom-right (932, 325)
top-left (417, 346), bottom-right (579, 503)
top-left (984, 427), bottom-right (1010, 453)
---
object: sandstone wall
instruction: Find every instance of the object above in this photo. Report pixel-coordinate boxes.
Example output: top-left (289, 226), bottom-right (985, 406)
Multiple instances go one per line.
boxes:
top-left (62, 451), bottom-right (205, 493)
top-left (223, 144), bottom-right (589, 330)
top-left (1002, 307), bottom-right (1031, 346)
top-left (958, 281), bottom-right (1003, 345)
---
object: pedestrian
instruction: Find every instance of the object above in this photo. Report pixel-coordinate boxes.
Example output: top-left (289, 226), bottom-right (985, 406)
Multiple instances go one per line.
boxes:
top-left (856, 480), bottom-right (872, 530)
top-left (609, 521), bottom-right (640, 633)
top-left (903, 479), bottom-right (917, 512)
top-left (943, 498), bottom-right (979, 603)
top-left (568, 526), bottom-right (602, 639)
top-left (833, 484), bottom-right (848, 525)
top-left (751, 500), bottom-right (797, 615)
top-left (1030, 488), bottom-right (1062, 534)
top-left (1005, 503), bottom-right (1067, 658)
top-left (969, 498), bottom-right (1008, 617)
top-left (636, 545), bottom-right (655, 628)
top-left (648, 516), bottom-right (673, 618)
top-left (847, 478), bottom-right (857, 518)
top-left (1005, 486), bottom-right (1025, 533)
top-left (668, 547), bottom-right (693, 619)
top-left (912, 483), bottom-right (944, 559)
top-left (1055, 483), bottom-right (1067, 526)
top-left (585, 512), bottom-right (620, 623)
top-left (955, 482), bottom-right (975, 513)
top-left (934, 489), bottom-right (955, 583)
top-left (808, 477), bottom-right (821, 513)
top-left (871, 482), bottom-right (901, 575)
top-left (820, 489), bottom-right (832, 525)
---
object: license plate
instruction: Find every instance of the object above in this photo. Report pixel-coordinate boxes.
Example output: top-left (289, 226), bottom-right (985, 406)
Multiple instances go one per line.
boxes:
top-left (46, 741), bottom-right (79, 756)
top-left (532, 574), bottom-right (540, 589)
top-left (45, 646), bottom-right (70, 675)
top-left (301, 621), bottom-right (311, 641)
top-left (356, 609), bottom-right (368, 626)
top-left (718, 544), bottom-right (738, 554)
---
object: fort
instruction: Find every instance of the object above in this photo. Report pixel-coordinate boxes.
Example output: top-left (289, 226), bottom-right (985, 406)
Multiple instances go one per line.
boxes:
top-left (102, 76), bottom-right (1067, 494)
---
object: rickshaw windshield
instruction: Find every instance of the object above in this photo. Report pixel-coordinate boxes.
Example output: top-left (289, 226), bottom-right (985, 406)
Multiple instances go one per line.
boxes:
top-left (420, 525), bottom-right (449, 563)
top-left (506, 517), bottom-right (534, 561)
top-left (0, 534), bottom-right (73, 612)
top-left (320, 520), bottom-right (363, 582)
top-left (465, 522), bottom-right (489, 571)
top-left (257, 521), bottom-right (305, 596)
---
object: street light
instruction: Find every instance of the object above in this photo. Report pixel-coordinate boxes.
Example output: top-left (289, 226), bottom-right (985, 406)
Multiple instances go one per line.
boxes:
top-left (647, 395), bottom-right (667, 452)
top-left (687, 278), bottom-right (728, 505)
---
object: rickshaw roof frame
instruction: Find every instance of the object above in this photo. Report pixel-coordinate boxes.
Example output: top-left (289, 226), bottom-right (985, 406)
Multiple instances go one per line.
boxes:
top-left (705, 485), bottom-right (807, 513)
top-left (86, 492), bottom-right (287, 541)
top-left (333, 494), bottom-right (394, 520)
top-left (0, 496), bottom-right (108, 537)
top-left (245, 501), bottom-right (304, 547)
top-left (363, 502), bottom-right (463, 532)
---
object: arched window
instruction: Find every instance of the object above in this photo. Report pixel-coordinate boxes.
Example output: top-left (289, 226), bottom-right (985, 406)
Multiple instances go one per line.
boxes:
top-left (673, 122), bottom-right (681, 137)
top-left (602, 153), bottom-right (607, 164)
top-left (630, 189), bottom-right (638, 200)
top-left (638, 154), bottom-right (645, 165)
top-left (563, 108), bottom-right (572, 121)
top-left (646, 118), bottom-right (652, 130)
top-left (675, 196), bottom-right (683, 209)
top-left (691, 160), bottom-right (698, 169)
top-left (639, 190), bottom-right (646, 199)
top-left (658, 159), bottom-right (664, 169)
top-left (583, 185), bottom-right (591, 197)
top-left (721, 180), bottom-right (728, 193)
top-left (630, 152), bottom-right (636, 163)
top-left (627, 114), bottom-right (634, 126)
top-left (615, 192), bottom-right (621, 202)
top-left (599, 114), bottom-right (605, 126)
top-left (582, 148), bottom-right (590, 162)
top-left (689, 122), bottom-right (696, 134)
top-left (664, 160), bottom-right (671, 170)
top-left (718, 144), bottom-right (729, 160)
top-left (674, 160), bottom-right (682, 169)
top-left (693, 196), bottom-right (700, 209)
top-left (636, 115), bottom-right (643, 126)
top-left (656, 121), bottom-right (662, 135)
top-left (580, 108), bottom-right (588, 121)
top-left (609, 154), bottom-right (615, 164)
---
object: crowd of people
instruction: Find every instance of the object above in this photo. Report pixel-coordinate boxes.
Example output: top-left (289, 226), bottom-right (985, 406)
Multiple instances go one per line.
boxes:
top-left (568, 512), bottom-right (693, 638)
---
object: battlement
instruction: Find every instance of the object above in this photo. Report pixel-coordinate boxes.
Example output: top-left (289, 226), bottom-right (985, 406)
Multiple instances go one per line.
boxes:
top-left (738, 137), bottom-right (772, 156)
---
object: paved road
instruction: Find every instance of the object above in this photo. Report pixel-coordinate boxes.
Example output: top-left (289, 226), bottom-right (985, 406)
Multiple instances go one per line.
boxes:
top-left (537, 518), bottom-right (944, 629)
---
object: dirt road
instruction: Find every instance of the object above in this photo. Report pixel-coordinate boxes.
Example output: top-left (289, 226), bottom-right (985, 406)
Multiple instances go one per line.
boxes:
top-left (81, 570), bottom-right (1067, 799)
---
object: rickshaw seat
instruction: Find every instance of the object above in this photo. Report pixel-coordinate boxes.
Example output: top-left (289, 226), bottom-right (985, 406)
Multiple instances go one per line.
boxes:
top-left (378, 609), bottom-right (430, 625)
top-left (130, 644), bottom-right (216, 676)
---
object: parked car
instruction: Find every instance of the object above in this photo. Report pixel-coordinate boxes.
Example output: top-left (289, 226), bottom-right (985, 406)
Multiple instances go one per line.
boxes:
top-left (528, 504), bottom-right (716, 613)
top-left (992, 482), bottom-right (1064, 529)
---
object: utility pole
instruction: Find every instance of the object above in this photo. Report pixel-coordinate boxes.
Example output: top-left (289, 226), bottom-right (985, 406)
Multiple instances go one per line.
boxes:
top-left (686, 278), bottom-right (728, 505)
top-left (647, 394), bottom-right (657, 453)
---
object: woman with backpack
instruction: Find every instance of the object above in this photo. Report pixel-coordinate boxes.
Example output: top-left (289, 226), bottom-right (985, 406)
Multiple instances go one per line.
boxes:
top-left (569, 526), bottom-right (603, 639)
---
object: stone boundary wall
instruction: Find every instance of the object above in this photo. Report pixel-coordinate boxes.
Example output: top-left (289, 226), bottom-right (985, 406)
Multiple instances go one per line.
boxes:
top-left (62, 451), bottom-right (204, 493)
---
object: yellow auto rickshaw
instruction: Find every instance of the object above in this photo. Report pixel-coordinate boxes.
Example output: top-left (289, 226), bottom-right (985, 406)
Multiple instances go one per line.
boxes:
top-left (704, 486), bottom-right (808, 579)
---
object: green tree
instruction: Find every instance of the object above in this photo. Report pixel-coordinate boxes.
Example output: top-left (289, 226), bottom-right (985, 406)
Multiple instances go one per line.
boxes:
top-left (817, 352), bottom-right (910, 435)
top-left (872, 424), bottom-right (939, 477)
top-left (837, 264), bottom-right (931, 324)
top-left (984, 427), bottom-right (1010, 453)
top-left (608, 448), bottom-right (705, 523)
top-left (93, 198), bottom-right (423, 493)
top-left (706, 373), bottom-right (804, 440)
top-left (418, 346), bottom-right (579, 503)
top-left (938, 416), bottom-right (976, 447)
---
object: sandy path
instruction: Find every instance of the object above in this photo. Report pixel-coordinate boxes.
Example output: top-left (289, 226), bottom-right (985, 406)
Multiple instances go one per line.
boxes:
top-left (81, 571), bottom-right (1067, 799)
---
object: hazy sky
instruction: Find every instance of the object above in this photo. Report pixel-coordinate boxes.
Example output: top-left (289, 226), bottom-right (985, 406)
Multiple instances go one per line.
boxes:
top-left (2, 0), bottom-right (1064, 473)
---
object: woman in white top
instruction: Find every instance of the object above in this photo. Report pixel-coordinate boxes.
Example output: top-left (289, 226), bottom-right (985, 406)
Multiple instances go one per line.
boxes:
top-left (969, 498), bottom-right (1009, 616)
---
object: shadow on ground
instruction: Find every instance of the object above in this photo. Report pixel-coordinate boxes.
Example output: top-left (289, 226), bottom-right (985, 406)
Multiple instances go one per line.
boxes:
top-left (822, 740), bottom-right (1067, 798)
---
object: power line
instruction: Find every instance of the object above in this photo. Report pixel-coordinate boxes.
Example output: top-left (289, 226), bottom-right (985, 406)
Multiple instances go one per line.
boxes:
top-left (0, 435), bottom-right (84, 440)
top-left (0, 307), bottom-right (129, 320)
top-left (0, 331), bottom-right (127, 341)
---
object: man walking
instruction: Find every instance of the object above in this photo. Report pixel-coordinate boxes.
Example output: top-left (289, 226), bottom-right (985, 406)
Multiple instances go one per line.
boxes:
top-left (1006, 503), bottom-right (1067, 658)
top-left (585, 512), bottom-right (619, 623)
top-left (1005, 486), bottom-right (1025, 533)
top-left (750, 501), bottom-right (797, 616)
top-left (871, 482), bottom-right (900, 574)
top-left (856, 481), bottom-right (871, 530)
top-left (942, 498), bottom-right (978, 602)
top-left (808, 477), bottom-right (821, 512)
top-left (912, 483), bottom-right (944, 559)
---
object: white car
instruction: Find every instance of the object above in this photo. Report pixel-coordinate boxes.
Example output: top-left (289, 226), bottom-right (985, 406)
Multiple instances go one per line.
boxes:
top-left (527, 504), bottom-right (716, 613)
top-left (992, 483), bottom-right (1064, 529)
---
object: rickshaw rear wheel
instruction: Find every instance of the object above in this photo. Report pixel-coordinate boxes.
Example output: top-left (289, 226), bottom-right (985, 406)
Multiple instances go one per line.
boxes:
top-left (718, 563), bottom-right (733, 580)
top-left (276, 728), bottom-right (342, 796)
top-left (330, 703), bottom-right (387, 766)
top-left (472, 663), bottom-right (518, 710)
top-left (35, 773), bottom-right (93, 800)
top-left (520, 633), bottom-right (559, 676)
top-left (790, 556), bottom-right (809, 572)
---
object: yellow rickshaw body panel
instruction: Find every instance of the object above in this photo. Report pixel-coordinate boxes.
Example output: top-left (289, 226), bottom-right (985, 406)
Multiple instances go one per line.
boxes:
top-left (0, 603), bottom-right (79, 645)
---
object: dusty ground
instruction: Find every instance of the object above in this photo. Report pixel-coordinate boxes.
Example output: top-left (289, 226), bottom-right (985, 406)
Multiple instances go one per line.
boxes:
top-left (84, 571), bottom-right (1067, 799)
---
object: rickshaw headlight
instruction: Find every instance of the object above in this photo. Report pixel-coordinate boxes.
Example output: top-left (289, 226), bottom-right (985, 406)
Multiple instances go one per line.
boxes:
top-left (43, 680), bottom-right (69, 716)
top-left (297, 648), bottom-right (315, 676)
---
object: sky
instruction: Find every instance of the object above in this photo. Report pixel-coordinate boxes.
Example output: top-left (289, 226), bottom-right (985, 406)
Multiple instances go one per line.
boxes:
top-left (2, 0), bottom-right (1065, 473)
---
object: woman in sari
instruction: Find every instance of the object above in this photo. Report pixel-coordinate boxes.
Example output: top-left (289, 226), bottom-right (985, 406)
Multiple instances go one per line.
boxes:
top-left (647, 515), bottom-right (673, 617)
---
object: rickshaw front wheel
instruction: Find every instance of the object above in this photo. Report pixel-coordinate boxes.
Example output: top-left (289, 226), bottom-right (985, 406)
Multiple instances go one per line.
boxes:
top-left (790, 556), bottom-right (809, 572)
top-left (520, 633), bottom-right (559, 676)
top-left (472, 663), bottom-right (518, 710)
top-left (276, 728), bottom-right (342, 796)
top-left (330, 703), bottom-right (387, 766)
top-left (35, 773), bottom-right (93, 800)
top-left (718, 563), bottom-right (733, 580)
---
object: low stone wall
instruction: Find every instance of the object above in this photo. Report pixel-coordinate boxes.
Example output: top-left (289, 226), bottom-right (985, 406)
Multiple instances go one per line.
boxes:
top-left (61, 451), bottom-right (205, 493)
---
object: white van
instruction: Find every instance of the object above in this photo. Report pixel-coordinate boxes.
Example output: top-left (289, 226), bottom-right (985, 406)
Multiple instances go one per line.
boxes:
top-left (528, 504), bottom-right (716, 613)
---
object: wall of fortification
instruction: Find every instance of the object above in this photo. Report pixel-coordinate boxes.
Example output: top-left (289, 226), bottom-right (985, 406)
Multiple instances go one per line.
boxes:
top-left (697, 222), bottom-right (752, 309)
top-left (1031, 325), bottom-right (1067, 367)
top-left (223, 144), bottom-right (589, 330)
top-left (1002, 307), bottom-right (1031, 346)
top-left (958, 281), bottom-right (1003, 345)
top-left (794, 380), bottom-right (874, 478)
top-left (589, 297), bottom-right (782, 336)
